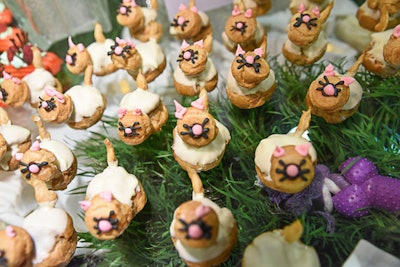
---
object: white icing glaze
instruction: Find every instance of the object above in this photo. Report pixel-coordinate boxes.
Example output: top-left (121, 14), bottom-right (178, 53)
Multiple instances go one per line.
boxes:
top-left (0, 124), bottom-right (30, 170)
top-left (0, 50), bottom-right (28, 68)
top-left (254, 133), bottom-right (317, 178)
top-left (222, 21), bottom-right (265, 51)
top-left (233, 0), bottom-right (257, 9)
top-left (39, 139), bottom-right (74, 171)
top-left (289, 0), bottom-right (330, 12)
top-left (87, 38), bottom-right (115, 75)
top-left (86, 165), bottom-right (139, 205)
top-left (23, 206), bottom-right (68, 264)
top-left (173, 58), bottom-right (217, 92)
top-left (366, 30), bottom-right (392, 67)
top-left (172, 120), bottom-right (231, 168)
top-left (136, 39), bottom-right (165, 74)
top-left (170, 197), bottom-right (235, 263)
top-left (283, 31), bottom-right (328, 59)
top-left (65, 84), bottom-right (104, 123)
top-left (198, 11), bottom-right (210, 27)
top-left (227, 68), bottom-right (276, 95)
top-left (22, 68), bottom-right (57, 104)
top-left (119, 88), bottom-right (160, 114)
top-left (359, 2), bottom-right (380, 20)
top-left (142, 7), bottom-right (157, 25)
top-left (242, 230), bottom-right (320, 267)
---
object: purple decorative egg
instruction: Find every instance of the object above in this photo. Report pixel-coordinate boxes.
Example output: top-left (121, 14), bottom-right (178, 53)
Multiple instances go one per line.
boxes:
top-left (339, 157), bottom-right (378, 185)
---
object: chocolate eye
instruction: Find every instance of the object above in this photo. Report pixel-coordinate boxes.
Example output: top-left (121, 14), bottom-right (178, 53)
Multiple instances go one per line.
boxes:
top-left (117, 3), bottom-right (131, 16)
top-left (107, 44), bottom-right (132, 59)
top-left (0, 86), bottom-right (8, 102)
top-left (118, 121), bottom-right (141, 137)
top-left (180, 118), bottom-right (210, 139)
top-left (19, 161), bottom-right (49, 179)
top-left (236, 54), bottom-right (261, 72)
top-left (316, 76), bottom-right (344, 97)
top-left (0, 250), bottom-right (7, 266)
top-left (93, 210), bottom-right (119, 234)
top-left (39, 97), bottom-right (56, 111)
top-left (231, 21), bottom-right (247, 35)
top-left (177, 49), bottom-right (198, 64)
top-left (276, 159), bottom-right (310, 182)
top-left (171, 16), bottom-right (189, 31)
top-left (293, 14), bottom-right (318, 30)
top-left (178, 218), bottom-right (212, 240)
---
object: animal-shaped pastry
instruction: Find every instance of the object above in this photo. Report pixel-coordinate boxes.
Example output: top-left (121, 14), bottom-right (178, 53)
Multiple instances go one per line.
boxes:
top-left (108, 37), bottom-right (166, 82)
top-left (282, 1), bottom-right (334, 66)
top-left (79, 139), bottom-right (147, 240)
top-left (22, 47), bottom-right (63, 107)
top-left (0, 108), bottom-right (31, 171)
top-left (117, 71), bottom-right (168, 145)
top-left (222, 2), bottom-right (266, 54)
top-left (116, 0), bottom-right (162, 42)
top-left (233, 0), bottom-right (272, 17)
top-left (63, 65), bottom-right (107, 129)
top-left (173, 37), bottom-right (218, 96)
top-left (0, 71), bottom-right (30, 108)
top-left (18, 116), bottom-right (77, 191)
top-left (356, 0), bottom-right (400, 32)
top-left (65, 22), bottom-right (118, 76)
top-left (226, 39), bottom-right (277, 109)
top-left (362, 24), bottom-right (400, 77)
top-left (289, 0), bottom-right (331, 14)
top-left (172, 90), bottom-right (231, 172)
top-left (169, 0), bottom-right (213, 49)
top-left (305, 59), bottom-right (364, 124)
top-left (170, 196), bottom-right (237, 267)
top-left (242, 220), bottom-right (320, 267)
top-left (254, 109), bottom-right (318, 194)
top-left (0, 225), bottom-right (35, 267)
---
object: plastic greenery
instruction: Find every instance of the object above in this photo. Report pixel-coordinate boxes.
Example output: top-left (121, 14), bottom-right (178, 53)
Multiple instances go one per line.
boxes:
top-left (69, 56), bottom-right (400, 266)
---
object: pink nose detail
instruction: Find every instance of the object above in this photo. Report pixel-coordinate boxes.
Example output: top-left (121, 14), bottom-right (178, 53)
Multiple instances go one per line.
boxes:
top-left (183, 51), bottom-right (192, 60)
top-left (41, 101), bottom-right (48, 108)
top-left (323, 84), bottom-right (335, 96)
top-left (188, 224), bottom-right (203, 239)
top-left (245, 56), bottom-right (254, 64)
top-left (28, 164), bottom-right (40, 174)
top-left (98, 220), bottom-right (113, 232)
top-left (114, 46), bottom-right (123, 55)
top-left (236, 22), bottom-right (243, 29)
top-left (286, 164), bottom-right (299, 177)
top-left (0, 92), bottom-right (3, 99)
top-left (119, 6), bottom-right (128, 15)
top-left (65, 55), bottom-right (72, 64)
top-left (302, 15), bottom-right (310, 23)
top-left (125, 128), bottom-right (132, 134)
top-left (192, 124), bottom-right (203, 136)
top-left (177, 16), bottom-right (185, 25)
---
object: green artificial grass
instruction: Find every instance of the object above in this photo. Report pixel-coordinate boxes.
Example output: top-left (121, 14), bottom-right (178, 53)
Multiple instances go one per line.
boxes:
top-left (70, 57), bottom-right (400, 267)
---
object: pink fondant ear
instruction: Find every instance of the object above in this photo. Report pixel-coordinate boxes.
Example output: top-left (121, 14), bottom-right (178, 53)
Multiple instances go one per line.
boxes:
top-left (179, 3), bottom-right (186, 11)
top-left (5, 226), bottom-right (16, 237)
top-left (68, 36), bottom-right (75, 48)
top-left (254, 48), bottom-right (263, 57)
top-left (116, 37), bottom-right (124, 45)
top-left (393, 24), bottom-right (400, 38)
top-left (298, 3), bottom-right (306, 13)
top-left (77, 43), bottom-right (85, 52)
top-left (130, 0), bottom-right (137, 7)
top-left (312, 6), bottom-right (320, 18)
top-left (180, 40), bottom-right (190, 51)
top-left (195, 205), bottom-right (211, 218)
top-left (100, 191), bottom-right (113, 202)
top-left (79, 200), bottom-right (92, 211)
top-left (244, 8), bottom-right (252, 18)
top-left (190, 6), bottom-right (198, 13)
top-left (273, 146), bottom-right (286, 158)
top-left (295, 143), bottom-right (311, 157)
top-left (12, 77), bottom-right (21, 84)
top-left (118, 108), bottom-right (127, 119)
top-left (323, 64), bottom-right (335, 76)
top-left (191, 95), bottom-right (205, 110)
top-left (235, 44), bottom-right (246, 56)
top-left (30, 141), bottom-right (40, 151)
top-left (174, 100), bottom-right (187, 119)
top-left (15, 153), bottom-right (24, 161)
top-left (133, 108), bottom-right (142, 116)
top-left (2, 71), bottom-right (11, 80)
top-left (194, 40), bottom-right (204, 48)
top-left (340, 76), bottom-right (355, 86)
top-left (232, 5), bottom-right (241, 16)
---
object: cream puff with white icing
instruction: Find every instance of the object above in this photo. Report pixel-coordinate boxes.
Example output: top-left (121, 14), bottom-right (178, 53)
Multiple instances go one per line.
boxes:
top-left (117, 71), bottom-right (168, 145)
top-left (170, 196), bottom-right (237, 267)
top-left (65, 22), bottom-right (118, 76)
top-left (356, 0), bottom-right (400, 32)
top-left (233, 0), bottom-right (272, 17)
top-left (173, 36), bottom-right (218, 96)
top-left (282, 1), bottom-right (334, 66)
top-left (80, 139), bottom-right (147, 240)
top-left (169, 0), bottom-right (213, 49)
top-left (289, 0), bottom-right (331, 14)
top-left (108, 37), bottom-right (166, 83)
top-left (172, 90), bottom-right (231, 172)
top-left (22, 47), bottom-right (63, 107)
top-left (0, 71), bottom-right (30, 108)
top-left (0, 108), bottom-right (31, 171)
top-left (0, 225), bottom-right (35, 267)
top-left (226, 39), bottom-right (277, 109)
top-left (64, 65), bottom-right (107, 129)
top-left (116, 0), bottom-right (162, 42)
top-left (18, 116), bottom-right (77, 191)
top-left (254, 109), bottom-right (318, 194)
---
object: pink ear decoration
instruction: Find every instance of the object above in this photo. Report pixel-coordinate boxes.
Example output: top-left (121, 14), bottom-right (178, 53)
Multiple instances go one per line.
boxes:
top-left (340, 76), bottom-right (355, 86)
top-left (273, 146), bottom-right (286, 157)
top-left (323, 64), bottom-right (335, 77)
top-left (30, 140), bottom-right (41, 151)
top-left (195, 205), bottom-right (211, 219)
top-left (393, 24), bottom-right (400, 38)
top-left (191, 95), bottom-right (205, 110)
top-left (68, 36), bottom-right (75, 48)
top-left (77, 43), bottom-right (85, 52)
top-left (254, 48), bottom-right (263, 57)
top-left (45, 87), bottom-right (57, 97)
top-left (130, 0), bottom-right (138, 7)
top-left (194, 40), bottom-right (204, 48)
top-left (312, 6), bottom-right (320, 18)
top-left (232, 5), bottom-right (241, 16)
top-left (2, 71), bottom-right (11, 80)
top-left (79, 200), bottom-right (92, 211)
top-left (295, 142), bottom-right (311, 157)
top-left (244, 8), bottom-right (252, 18)
top-left (5, 226), bottom-right (16, 238)
top-left (190, 6), bottom-right (198, 13)
top-left (174, 100), bottom-right (187, 119)
top-left (180, 40), bottom-right (191, 51)
top-left (15, 153), bottom-right (24, 161)
top-left (179, 3), bottom-right (186, 11)
top-left (118, 108), bottom-right (128, 119)
top-left (235, 44), bottom-right (246, 56)
top-left (100, 191), bottom-right (113, 202)
top-left (133, 108), bottom-right (142, 116)
top-left (116, 37), bottom-right (124, 45)
top-left (54, 91), bottom-right (65, 103)
top-left (11, 77), bottom-right (21, 84)
top-left (298, 3), bottom-right (306, 14)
